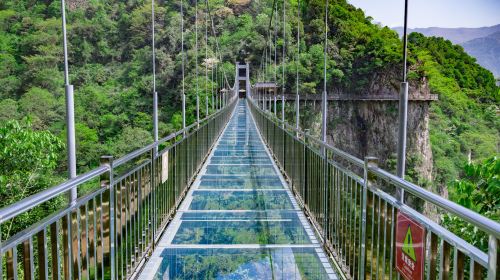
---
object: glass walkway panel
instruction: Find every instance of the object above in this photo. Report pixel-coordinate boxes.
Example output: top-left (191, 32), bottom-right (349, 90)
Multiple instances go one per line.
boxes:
top-left (139, 100), bottom-right (338, 279)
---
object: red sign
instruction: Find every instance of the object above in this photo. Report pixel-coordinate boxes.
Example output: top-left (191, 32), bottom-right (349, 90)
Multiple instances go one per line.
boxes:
top-left (396, 211), bottom-right (425, 280)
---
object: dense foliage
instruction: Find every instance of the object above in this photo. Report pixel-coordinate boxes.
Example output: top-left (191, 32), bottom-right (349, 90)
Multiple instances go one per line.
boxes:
top-left (0, 119), bottom-right (65, 237)
top-left (444, 156), bottom-right (499, 251)
top-left (407, 33), bottom-right (499, 191)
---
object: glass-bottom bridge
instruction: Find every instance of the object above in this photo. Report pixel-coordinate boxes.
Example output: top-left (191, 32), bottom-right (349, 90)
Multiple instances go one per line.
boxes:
top-left (139, 100), bottom-right (337, 279)
top-left (1, 96), bottom-right (497, 280)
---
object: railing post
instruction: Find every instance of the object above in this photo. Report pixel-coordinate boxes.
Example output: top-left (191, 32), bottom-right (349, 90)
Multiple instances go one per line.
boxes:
top-left (281, 95), bottom-right (285, 128)
top-left (100, 155), bottom-right (115, 280)
top-left (487, 235), bottom-right (498, 280)
top-left (359, 156), bottom-right (377, 280)
top-left (262, 91), bottom-right (265, 110)
top-left (323, 148), bottom-right (329, 243)
top-left (274, 94), bottom-right (277, 116)
top-left (396, 81), bottom-right (408, 202)
top-left (206, 94), bottom-right (209, 117)
top-left (303, 129), bottom-right (310, 206)
top-left (295, 94), bottom-right (300, 137)
top-left (182, 93), bottom-right (186, 137)
top-left (196, 94), bottom-right (200, 128)
top-left (60, 0), bottom-right (77, 205)
top-left (269, 95), bottom-right (272, 113)
top-left (150, 147), bottom-right (157, 249)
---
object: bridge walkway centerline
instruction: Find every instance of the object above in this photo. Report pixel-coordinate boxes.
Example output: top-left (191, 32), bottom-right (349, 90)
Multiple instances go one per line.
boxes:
top-left (138, 100), bottom-right (339, 279)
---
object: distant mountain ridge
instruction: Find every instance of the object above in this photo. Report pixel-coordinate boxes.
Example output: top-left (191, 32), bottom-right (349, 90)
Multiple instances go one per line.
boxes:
top-left (393, 24), bottom-right (500, 44)
top-left (393, 25), bottom-right (500, 77)
top-left (461, 31), bottom-right (500, 77)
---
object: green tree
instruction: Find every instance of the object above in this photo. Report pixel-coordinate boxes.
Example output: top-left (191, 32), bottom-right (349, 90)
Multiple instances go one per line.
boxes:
top-left (112, 126), bottom-right (153, 157)
top-left (18, 87), bottom-right (61, 129)
top-left (0, 98), bottom-right (19, 121)
top-left (0, 120), bottom-right (64, 238)
top-left (443, 156), bottom-right (499, 251)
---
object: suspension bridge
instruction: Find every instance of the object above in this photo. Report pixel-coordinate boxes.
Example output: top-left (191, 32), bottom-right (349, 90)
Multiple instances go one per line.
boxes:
top-left (0, 0), bottom-right (499, 279)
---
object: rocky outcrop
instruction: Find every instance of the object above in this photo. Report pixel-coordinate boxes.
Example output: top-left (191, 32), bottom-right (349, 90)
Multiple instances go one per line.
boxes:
top-left (327, 99), bottom-right (433, 184)
top-left (301, 70), bottom-right (437, 215)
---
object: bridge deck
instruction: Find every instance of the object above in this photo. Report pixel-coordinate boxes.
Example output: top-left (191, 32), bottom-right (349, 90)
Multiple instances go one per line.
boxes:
top-left (139, 100), bottom-right (338, 279)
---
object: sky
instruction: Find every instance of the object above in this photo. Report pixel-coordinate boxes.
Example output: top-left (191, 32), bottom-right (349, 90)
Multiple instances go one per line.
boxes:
top-left (347, 0), bottom-right (500, 28)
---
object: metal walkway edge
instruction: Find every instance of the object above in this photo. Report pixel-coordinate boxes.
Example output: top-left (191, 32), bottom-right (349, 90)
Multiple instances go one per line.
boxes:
top-left (139, 100), bottom-right (338, 279)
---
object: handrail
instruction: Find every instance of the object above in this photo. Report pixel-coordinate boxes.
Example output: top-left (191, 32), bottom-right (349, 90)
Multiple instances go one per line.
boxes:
top-left (0, 165), bottom-right (109, 223)
top-left (113, 143), bottom-right (157, 167)
top-left (1, 185), bottom-right (109, 252)
top-left (371, 185), bottom-right (489, 266)
top-left (371, 166), bottom-right (500, 238)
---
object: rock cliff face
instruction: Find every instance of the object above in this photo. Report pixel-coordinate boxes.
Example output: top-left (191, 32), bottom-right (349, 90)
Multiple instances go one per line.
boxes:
top-left (301, 71), bottom-right (435, 201)
top-left (327, 99), bottom-right (433, 182)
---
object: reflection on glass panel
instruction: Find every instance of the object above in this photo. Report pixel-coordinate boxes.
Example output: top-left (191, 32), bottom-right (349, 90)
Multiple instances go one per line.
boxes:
top-left (210, 156), bottom-right (272, 164)
top-left (172, 216), bottom-right (311, 245)
top-left (189, 190), bottom-right (293, 210)
top-left (199, 177), bottom-right (283, 189)
top-left (216, 145), bottom-right (266, 151)
top-left (205, 165), bottom-right (276, 176)
top-left (171, 220), bottom-right (310, 245)
top-left (180, 211), bottom-right (299, 220)
top-left (218, 140), bottom-right (263, 143)
top-left (154, 248), bottom-right (333, 280)
top-left (214, 150), bottom-right (269, 157)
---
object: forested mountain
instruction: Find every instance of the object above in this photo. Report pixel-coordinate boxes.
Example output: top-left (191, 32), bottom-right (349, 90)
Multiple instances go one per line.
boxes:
top-left (0, 0), bottom-right (498, 240)
top-left (394, 24), bottom-right (500, 77)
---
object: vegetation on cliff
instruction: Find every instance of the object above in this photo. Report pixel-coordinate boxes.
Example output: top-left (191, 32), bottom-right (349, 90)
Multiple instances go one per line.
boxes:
top-left (408, 33), bottom-right (499, 192)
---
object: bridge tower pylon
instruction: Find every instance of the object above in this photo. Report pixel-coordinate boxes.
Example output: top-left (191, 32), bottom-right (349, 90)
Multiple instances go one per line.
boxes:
top-left (235, 62), bottom-right (251, 98)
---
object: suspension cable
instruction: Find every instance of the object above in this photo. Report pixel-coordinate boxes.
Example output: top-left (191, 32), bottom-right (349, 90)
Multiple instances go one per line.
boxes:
top-left (215, 59), bottom-right (218, 109)
top-left (151, 0), bottom-right (158, 145)
top-left (205, 5), bottom-right (209, 116)
top-left (282, 0), bottom-right (286, 92)
top-left (252, 0), bottom-right (285, 106)
top-left (296, 0), bottom-right (300, 96)
top-left (211, 66), bottom-right (214, 111)
top-left (323, 0), bottom-right (328, 94)
top-left (257, 0), bottom-right (278, 82)
top-left (152, 0), bottom-right (157, 95)
top-left (295, 0), bottom-right (300, 131)
top-left (281, 0), bottom-right (286, 124)
top-left (205, 0), bottom-right (230, 89)
top-left (195, 0), bottom-right (200, 122)
top-left (181, 0), bottom-right (186, 132)
top-left (274, 3), bottom-right (278, 84)
top-left (321, 0), bottom-right (329, 143)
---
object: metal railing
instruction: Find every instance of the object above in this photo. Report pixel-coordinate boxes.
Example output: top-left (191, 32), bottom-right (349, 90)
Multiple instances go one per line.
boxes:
top-left (248, 97), bottom-right (499, 280)
top-left (0, 95), bottom-right (237, 280)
